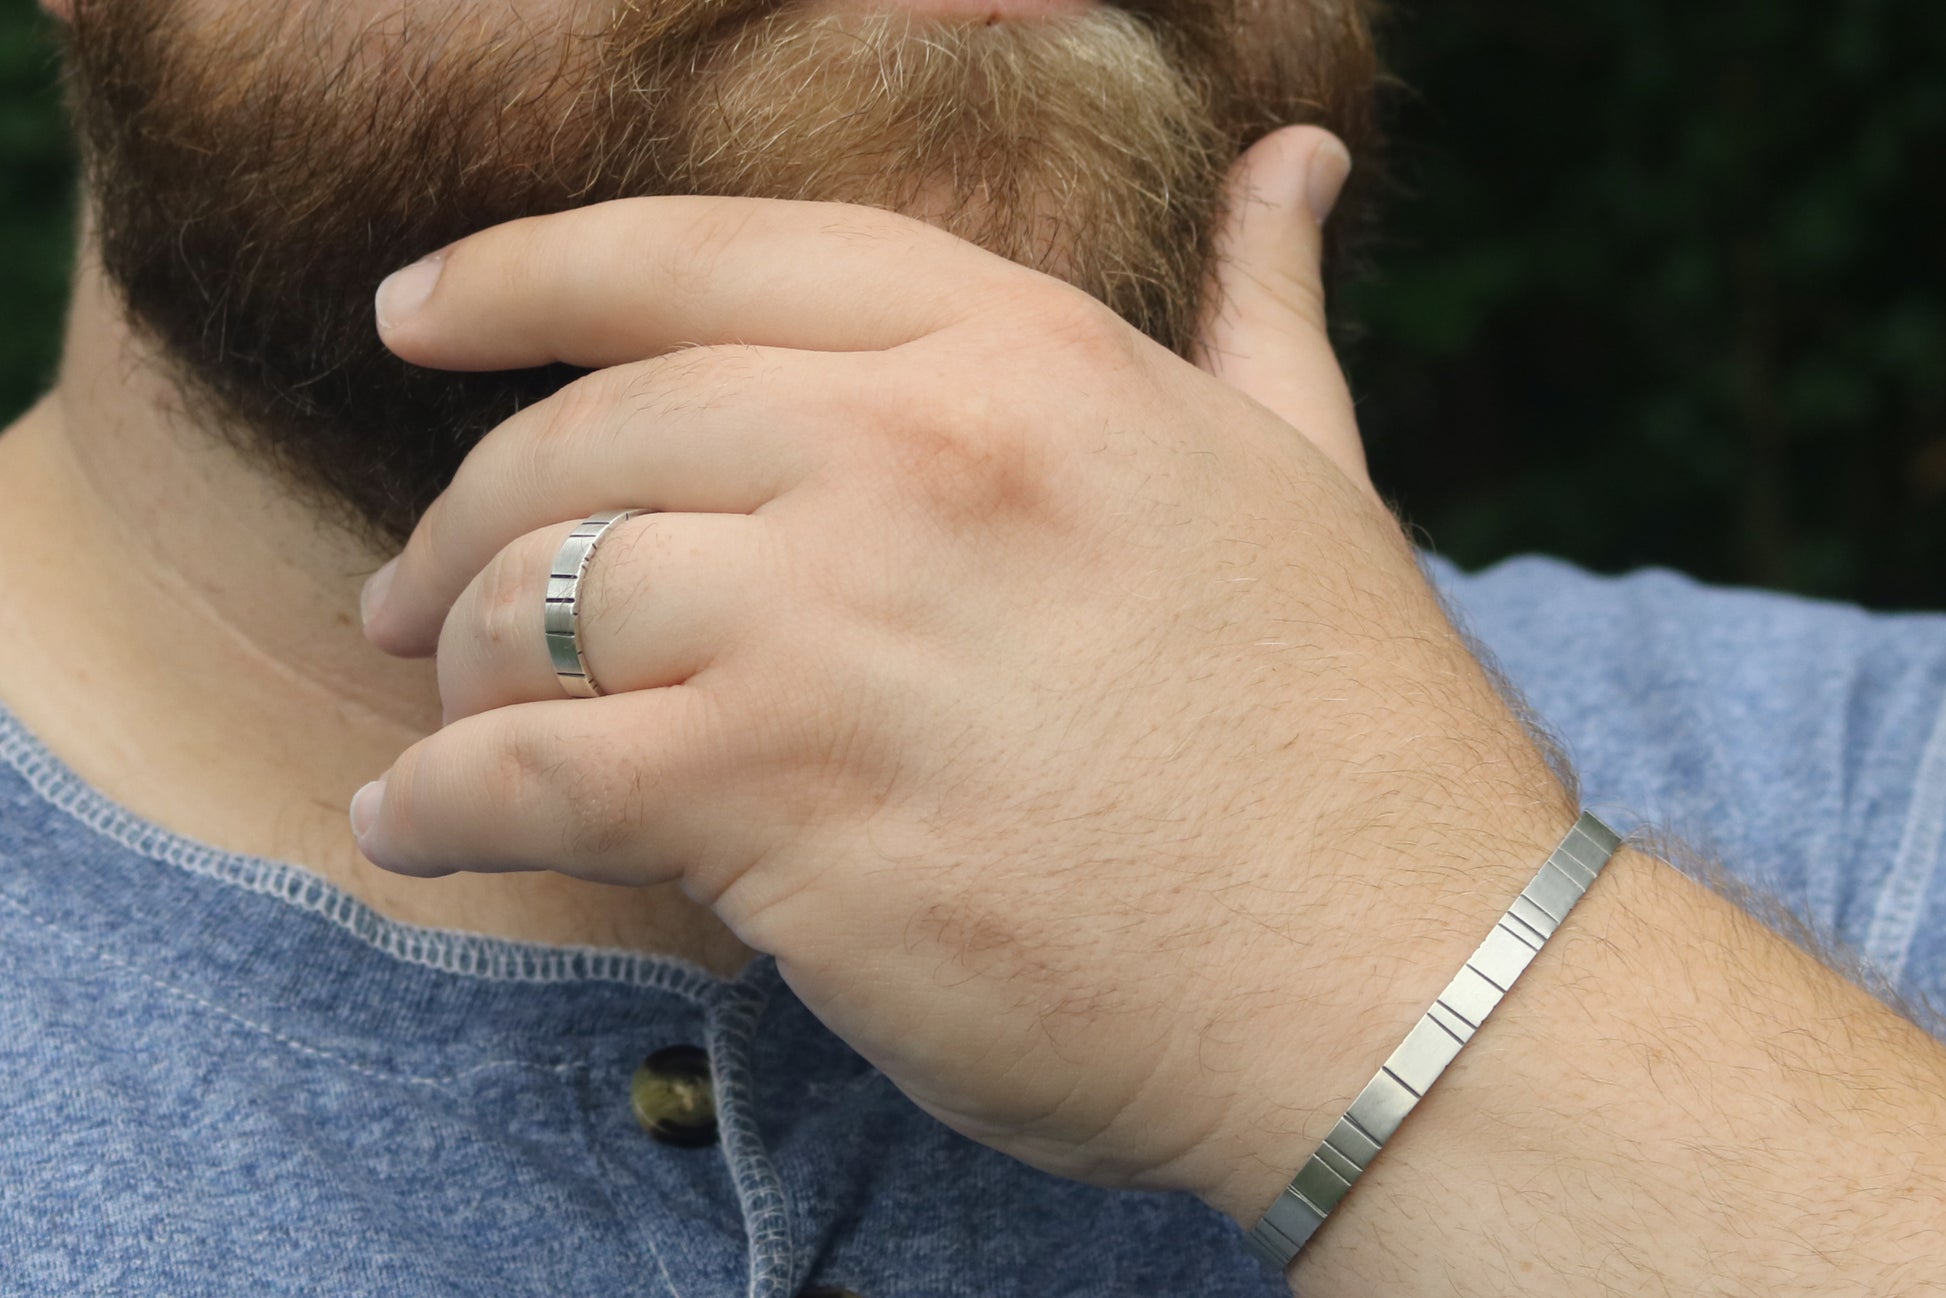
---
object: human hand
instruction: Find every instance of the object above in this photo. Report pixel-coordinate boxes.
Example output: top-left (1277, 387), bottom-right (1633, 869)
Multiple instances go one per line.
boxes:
top-left (353, 124), bottom-right (1574, 1224)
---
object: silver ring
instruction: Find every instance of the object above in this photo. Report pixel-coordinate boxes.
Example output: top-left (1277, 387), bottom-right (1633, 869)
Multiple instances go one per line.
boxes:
top-left (545, 509), bottom-right (650, 698)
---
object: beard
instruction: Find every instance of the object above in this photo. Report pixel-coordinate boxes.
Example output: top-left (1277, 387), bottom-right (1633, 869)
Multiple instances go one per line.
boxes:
top-left (62, 0), bottom-right (1376, 549)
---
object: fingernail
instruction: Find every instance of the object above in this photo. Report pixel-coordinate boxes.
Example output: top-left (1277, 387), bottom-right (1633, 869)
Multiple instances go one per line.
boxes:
top-left (1304, 138), bottom-right (1353, 226)
top-left (375, 252), bottom-right (445, 329)
top-left (360, 556), bottom-right (399, 631)
top-left (349, 778), bottom-right (387, 843)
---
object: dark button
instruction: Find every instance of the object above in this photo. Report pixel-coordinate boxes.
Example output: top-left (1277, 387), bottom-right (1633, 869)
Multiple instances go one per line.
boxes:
top-left (630, 1045), bottom-right (718, 1148)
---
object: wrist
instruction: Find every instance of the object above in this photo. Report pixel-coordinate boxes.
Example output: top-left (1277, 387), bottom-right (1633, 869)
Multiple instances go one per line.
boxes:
top-left (1210, 844), bottom-right (1946, 1295)
top-left (1191, 794), bottom-right (1582, 1229)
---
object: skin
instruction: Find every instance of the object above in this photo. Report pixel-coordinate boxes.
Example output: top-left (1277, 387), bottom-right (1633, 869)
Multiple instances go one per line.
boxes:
top-left (338, 158), bottom-right (1946, 1292)
top-left (0, 2), bottom-right (762, 976)
top-left (5, 1), bottom-right (1944, 1293)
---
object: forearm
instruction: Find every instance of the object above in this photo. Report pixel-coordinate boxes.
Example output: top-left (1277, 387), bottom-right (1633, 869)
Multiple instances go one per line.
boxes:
top-left (1221, 846), bottom-right (1946, 1295)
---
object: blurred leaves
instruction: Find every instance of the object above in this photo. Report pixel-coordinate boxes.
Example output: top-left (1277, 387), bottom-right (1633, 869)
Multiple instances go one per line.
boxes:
top-left (0, 2), bottom-right (71, 425)
top-left (0, 0), bottom-right (1941, 605)
top-left (1349, 0), bottom-right (1946, 608)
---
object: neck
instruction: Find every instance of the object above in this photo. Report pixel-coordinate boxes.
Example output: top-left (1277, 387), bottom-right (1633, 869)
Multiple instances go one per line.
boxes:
top-left (0, 247), bottom-right (755, 977)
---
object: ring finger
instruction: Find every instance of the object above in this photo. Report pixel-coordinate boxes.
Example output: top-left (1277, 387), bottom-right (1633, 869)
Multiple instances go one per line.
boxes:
top-left (436, 510), bottom-right (773, 724)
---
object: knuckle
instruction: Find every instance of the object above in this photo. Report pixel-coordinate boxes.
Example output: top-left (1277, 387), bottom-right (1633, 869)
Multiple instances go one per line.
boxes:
top-left (494, 715), bottom-right (642, 863)
top-left (1028, 288), bottom-right (1145, 374)
top-left (477, 537), bottom-right (541, 652)
top-left (914, 430), bottom-right (1036, 530)
top-left (503, 369), bottom-right (631, 498)
top-left (418, 436), bottom-right (503, 552)
top-left (434, 436), bottom-right (526, 555)
top-left (399, 490), bottom-right (453, 593)
top-left (382, 726), bottom-right (489, 853)
top-left (816, 201), bottom-right (933, 250)
top-left (658, 202), bottom-right (762, 300)
top-left (534, 367), bottom-right (625, 445)
top-left (873, 377), bottom-right (1049, 532)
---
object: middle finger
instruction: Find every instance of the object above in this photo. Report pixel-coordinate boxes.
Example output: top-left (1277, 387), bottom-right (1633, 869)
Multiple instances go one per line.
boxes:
top-left (365, 344), bottom-right (866, 656)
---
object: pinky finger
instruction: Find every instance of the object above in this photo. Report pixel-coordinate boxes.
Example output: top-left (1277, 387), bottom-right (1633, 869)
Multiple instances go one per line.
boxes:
top-left (349, 686), bottom-right (764, 889)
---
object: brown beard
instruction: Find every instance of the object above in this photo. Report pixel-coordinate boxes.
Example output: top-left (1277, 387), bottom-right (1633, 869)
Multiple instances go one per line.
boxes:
top-left (62, 0), bottom-right (1377, 550)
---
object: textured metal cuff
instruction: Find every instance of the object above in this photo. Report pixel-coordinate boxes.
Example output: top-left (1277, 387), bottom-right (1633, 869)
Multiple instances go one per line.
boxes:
top-left (1244, 811), bottom-right (1623, 1270)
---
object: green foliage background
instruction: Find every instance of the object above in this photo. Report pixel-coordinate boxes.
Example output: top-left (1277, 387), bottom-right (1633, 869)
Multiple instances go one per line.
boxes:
top-left (1, 1), bottom-right (1941, 607)
top-left (0, 3), bottom-right (70, 433)
top-left (1348, 0), bottom-right (1946, 609)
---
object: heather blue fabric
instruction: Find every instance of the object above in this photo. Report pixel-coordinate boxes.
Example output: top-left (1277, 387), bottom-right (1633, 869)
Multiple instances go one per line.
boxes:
top-left (2, 554), bottom-right (1943, 1296)
top-left (1426, 555), bottom-right (1946, 1029)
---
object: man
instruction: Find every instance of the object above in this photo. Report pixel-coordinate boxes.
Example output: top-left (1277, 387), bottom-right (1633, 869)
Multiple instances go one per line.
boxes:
top-left (0, 0), bottom-right (1941, 1292)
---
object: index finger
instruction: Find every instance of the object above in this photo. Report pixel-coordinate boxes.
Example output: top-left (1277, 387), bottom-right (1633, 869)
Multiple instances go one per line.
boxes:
top-left (374, 195), bottom-right (1042, 371)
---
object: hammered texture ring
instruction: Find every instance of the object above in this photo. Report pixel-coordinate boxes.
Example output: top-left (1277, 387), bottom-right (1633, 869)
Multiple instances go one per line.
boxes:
top-left (545, 509), bottom-right (650, 698)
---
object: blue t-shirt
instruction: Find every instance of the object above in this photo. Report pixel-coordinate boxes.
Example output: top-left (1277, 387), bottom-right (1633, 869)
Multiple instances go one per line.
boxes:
top-left (2, 555), bottom-right (1943, 1296)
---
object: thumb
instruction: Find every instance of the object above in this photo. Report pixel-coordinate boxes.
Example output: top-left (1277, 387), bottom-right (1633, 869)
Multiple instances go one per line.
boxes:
top-left (1194, 125), bottom-right (1371, 496)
